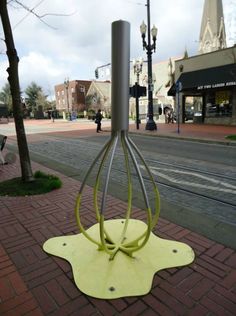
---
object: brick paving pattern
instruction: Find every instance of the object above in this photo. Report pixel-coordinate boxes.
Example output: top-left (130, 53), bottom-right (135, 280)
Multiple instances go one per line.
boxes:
top-left (1, 121), bottom-right (236, 315)
top-left (1, 156), bottom-right (236, 316)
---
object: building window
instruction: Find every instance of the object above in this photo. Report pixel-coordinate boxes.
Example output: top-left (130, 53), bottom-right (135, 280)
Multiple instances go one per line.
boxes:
top-left (79, 85), bottom-right (85, 93)
top-left (92, 95), bottom-right (98, 104)
top-left (57, 91), bottom-right (60, 96)
top-left (62, 90), bottom-right (64, 96)
top-left (205, 90), bottom-right (232, 117)
top-left (71, 87), bottom-right (74, 93)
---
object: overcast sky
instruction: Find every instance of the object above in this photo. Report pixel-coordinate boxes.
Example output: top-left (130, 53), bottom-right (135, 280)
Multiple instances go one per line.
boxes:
top-left (0, 0), bottom-right (235, 98)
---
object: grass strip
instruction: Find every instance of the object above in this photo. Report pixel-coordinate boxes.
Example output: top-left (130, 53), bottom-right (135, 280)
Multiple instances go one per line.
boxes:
top-left (0, 170), bottom-right (62, 196)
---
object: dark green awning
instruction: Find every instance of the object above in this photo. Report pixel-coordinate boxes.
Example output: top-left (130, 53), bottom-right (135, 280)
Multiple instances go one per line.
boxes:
top-left (168, 63), bottom-right (236, 96)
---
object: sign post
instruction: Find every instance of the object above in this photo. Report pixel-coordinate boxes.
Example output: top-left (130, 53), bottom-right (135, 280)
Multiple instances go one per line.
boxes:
top-left (176, 80), bottom-right (182, 134)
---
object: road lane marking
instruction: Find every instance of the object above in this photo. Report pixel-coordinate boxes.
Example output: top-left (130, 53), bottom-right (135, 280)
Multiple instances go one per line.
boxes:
top-left (140, 165), bottom-right (236, 194)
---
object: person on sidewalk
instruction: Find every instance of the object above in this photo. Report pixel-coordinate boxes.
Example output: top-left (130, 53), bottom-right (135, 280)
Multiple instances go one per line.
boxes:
top-left (95, 109), bottom-right (103, 133)
top-left (165, 108), bottom-right (174, 124)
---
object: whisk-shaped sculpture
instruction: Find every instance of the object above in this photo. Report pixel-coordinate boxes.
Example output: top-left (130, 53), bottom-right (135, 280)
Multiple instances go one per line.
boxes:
top-left (43, 20), bottom-right (194, 299)
top-left (75, 20), bottom-right (160, 260)
top-left (75, 130), bottom-right (160, 260)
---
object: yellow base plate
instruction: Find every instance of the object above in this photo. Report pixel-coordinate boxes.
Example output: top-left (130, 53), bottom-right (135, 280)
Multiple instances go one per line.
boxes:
top-left (43, 219), bottom-right (194, 299)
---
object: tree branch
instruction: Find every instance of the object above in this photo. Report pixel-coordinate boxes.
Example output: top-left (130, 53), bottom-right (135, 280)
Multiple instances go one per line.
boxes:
top-left (13, 0), bottom-right (77, 30)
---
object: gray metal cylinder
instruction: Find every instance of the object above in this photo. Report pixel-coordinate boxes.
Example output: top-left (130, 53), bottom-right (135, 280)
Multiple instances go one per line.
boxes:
top-left (111, 20), bottom-right (130, 132)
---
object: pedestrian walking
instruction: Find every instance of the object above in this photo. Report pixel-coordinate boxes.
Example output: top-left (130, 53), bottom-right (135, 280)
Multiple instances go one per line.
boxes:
top-left (95, 109), bottom-right (103, 133)
top-left (51, 110), bottom-right (55, 123)
top-left (165, 108), bottom-right (174, 124)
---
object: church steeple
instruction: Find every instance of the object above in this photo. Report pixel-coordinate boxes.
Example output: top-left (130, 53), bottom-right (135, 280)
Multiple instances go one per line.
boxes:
top-left (198, 0), bottom-right (227, 54)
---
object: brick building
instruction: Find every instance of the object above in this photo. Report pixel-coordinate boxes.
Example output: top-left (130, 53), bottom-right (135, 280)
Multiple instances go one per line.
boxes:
top-left (54, 80), bottom-right (91, 113)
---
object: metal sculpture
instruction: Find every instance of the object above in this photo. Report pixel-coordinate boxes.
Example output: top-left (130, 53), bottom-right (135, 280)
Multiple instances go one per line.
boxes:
top-left (43, 20), bottom-right (194, 299)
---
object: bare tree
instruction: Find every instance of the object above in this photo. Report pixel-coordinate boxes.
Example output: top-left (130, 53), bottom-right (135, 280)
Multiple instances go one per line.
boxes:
top-left (0, 0), bottom-right (75, 182)
top-left (0, 0), bottom-right (34, 181)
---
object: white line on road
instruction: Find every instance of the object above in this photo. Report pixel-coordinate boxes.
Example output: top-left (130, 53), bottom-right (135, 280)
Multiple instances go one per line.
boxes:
top-left (140, 165), bottom-right (236, 194)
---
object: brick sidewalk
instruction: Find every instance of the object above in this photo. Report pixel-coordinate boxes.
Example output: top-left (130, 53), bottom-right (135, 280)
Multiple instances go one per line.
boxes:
top-left (2, 119), bottom-right (236, 144)
top-left (128, 122), bottom-right (236, 143)
top-left (1, 157), bottom-right (236, 315)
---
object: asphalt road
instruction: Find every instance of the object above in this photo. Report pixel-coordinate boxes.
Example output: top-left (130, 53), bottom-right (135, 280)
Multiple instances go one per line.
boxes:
top-left (88, 133), bottom-right (236, 167)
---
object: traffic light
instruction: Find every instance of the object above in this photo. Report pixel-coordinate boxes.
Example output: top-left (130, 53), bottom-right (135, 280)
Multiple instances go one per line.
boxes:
top-left (129, 85), bottom-right (146, 98)
top-left (95, 68), bottom-right (99, 79)
top-left (138, 86), bottom-right (146, 97)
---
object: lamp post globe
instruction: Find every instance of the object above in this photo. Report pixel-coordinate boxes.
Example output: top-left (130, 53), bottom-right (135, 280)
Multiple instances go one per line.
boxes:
top-left (151, 25), bottom-right (158, 39)
top-left (140, 21), bottom-right (147, 39)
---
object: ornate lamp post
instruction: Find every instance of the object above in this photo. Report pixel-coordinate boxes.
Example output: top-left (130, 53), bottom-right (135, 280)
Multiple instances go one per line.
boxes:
top-left (140, 0), bottom-right (158, 130)
top-left (64, 78), bottom-right (70, 120)
top-left (133, 58), bottom-right (143, 129)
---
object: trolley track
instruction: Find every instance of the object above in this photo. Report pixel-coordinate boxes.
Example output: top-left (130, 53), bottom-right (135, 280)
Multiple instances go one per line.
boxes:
top-left (111, 165), bottom-right (236, 208)
top-left (6, 131), bottom-right (236, 248)
top-left (6, 134), bottom-right (236, 238)
top-left (23, 137), bottom-right (236, 209)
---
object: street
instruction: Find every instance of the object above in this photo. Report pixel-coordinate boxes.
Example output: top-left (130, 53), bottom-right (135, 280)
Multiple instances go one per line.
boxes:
top-left (4, 120), bottom-right (236, 248)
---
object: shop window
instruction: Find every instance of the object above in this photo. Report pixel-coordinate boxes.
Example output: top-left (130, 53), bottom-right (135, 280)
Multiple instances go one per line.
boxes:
top-left (205, 90), bottom-right (232, 117)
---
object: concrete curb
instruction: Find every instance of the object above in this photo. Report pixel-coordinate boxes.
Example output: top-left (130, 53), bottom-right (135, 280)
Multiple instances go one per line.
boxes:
top-left (128, 130), bottom-right (236, 146)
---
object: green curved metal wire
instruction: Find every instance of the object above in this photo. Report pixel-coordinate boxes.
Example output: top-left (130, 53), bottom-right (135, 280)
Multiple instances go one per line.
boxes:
top-left (128, 137), bottom-right (160, 229)
top-left (119, 135), bottom-right (160, 252)
top-left (74, 130), bottom-right (161, 259)
top-left (120, 134), bottom-right (152, 254)
top-left (98, 134), bottom-right (119, 253)
top-left (97, 132), bottom-right (133, 259)
top-left (105, 131), bottom-right (133, 259)
top-left (93, 134), bottom-right (118, 247)
top-left (100, 135), bottom-right (119, 215)
top-left (78, 137), bottom-right (113, 195)
top-left (75, 137), bottom-right (115, 248)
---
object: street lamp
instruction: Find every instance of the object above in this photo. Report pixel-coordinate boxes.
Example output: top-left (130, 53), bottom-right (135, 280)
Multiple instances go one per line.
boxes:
top-left (64, 78), bottom-right (70, 120)
top-left (140, 0), bottom-right (158, 130)
top-left (133, 58), bottom-right (143, 129)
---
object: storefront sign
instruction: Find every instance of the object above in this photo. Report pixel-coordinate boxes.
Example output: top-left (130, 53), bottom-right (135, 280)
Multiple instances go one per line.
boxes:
top-left (197, 81), bottom-right (236, 90)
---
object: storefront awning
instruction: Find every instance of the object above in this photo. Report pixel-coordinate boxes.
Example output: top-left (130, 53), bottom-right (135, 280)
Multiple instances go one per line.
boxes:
top-left (168, 63), bottom-right (236, 96)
